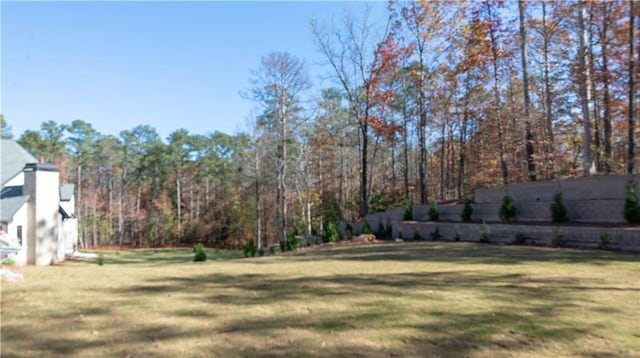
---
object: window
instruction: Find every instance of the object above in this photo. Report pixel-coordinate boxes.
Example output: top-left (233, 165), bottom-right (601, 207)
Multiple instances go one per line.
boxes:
top-left (17, 225), bottom-right (22, 247)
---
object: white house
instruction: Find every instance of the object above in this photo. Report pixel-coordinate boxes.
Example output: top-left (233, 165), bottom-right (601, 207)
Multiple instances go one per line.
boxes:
top-left (1, 139), bottom-right (78, 265)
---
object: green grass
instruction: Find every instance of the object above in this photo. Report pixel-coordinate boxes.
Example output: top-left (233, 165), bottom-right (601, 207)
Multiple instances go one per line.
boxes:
top-left (1, 243), bottom-right (639, 357)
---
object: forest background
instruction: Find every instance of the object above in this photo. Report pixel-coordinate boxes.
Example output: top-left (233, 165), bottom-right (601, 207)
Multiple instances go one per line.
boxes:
top-left (1, 0), bottom-right (637, 249)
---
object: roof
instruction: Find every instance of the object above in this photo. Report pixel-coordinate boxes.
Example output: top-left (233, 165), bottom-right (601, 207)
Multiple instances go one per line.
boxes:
top-left (60, 184), bottom-right (75, 201)
top-left (0, 195), bottom-right (29, 223)
top-left (1, 139), bottom-right (37, 186)
top-left (1, 185), bottom-right (23, 199)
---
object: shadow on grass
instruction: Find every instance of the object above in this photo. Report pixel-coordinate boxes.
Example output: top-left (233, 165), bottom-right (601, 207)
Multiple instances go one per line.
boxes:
top-left (2, 243), bottom-right (638, 357)
top-left (96, 269), bottom-right (633, 356)
top-left (280, 241), bottom-right (640, 265)
top-left (100, 248), bottom-right (244, 266)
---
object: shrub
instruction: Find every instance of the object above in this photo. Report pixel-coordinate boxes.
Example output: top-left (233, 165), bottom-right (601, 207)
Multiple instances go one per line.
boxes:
top-left (551, 232), bottom-right (566, 247)
top-left (398, 230), bottom-right (403, 239)
top-left (624, 181), bottom-right (640, 223)
top-left (430, 226), bottom-right (441, 241)
top-left (550, 191), bottom-right (569, 223)
top-left (258, 248), bottom-right (265, 257)
top-left (454, 226), bottom-right (462, 241)
top-left (269, 245), bottom-right (277, 254)
top-left (513, 233), bottom-right (528, 245)
top-left (2, 258), bottom-right (15, 266)
top-left (461, 197), bottom-right (473, 222)
top-left (403, 200), bottom-right (413, 220)
top-left (377, 221), bottom-right (386, 238)
top-left (286, 232), bottom-right (298, 251)
top-left (499, 192), bottom-right (516, 222)
top-left (97, 253), bottom-right (105, 266)
top-left (598, 232), bottom-right (611, 250)
top-left (479, 225), bottom-right (490, 243)
top-left (345, 224), bottom-right (353, 239)
top-left (326, 222), bottom-right (339, 242)
top-left (362, 221), bottom-right (372, 235)
top-left (193, 244), bottom-right (207, 262)
top-left (413, 229), bottom-right (421, 240)
top-left (428, 201), bottom-right (439, 221)
top-left (244, 238), bottom-right (257, 258)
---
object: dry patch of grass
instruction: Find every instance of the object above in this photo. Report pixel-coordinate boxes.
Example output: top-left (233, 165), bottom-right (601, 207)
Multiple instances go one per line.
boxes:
top-left (1, 243), bottom-right (639, 357)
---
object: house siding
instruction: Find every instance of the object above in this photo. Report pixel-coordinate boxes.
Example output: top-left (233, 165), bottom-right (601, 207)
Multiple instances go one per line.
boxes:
top-left (7, 202), bottom-right (28, 266)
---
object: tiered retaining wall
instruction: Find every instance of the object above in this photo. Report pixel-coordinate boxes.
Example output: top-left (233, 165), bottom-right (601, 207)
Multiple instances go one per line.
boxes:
top-left (413, 174), bottom-right (640, 223)
top-left (350, 174), bottom-right (640, 252)
top-left (392, 221), bottom-right (640, 252)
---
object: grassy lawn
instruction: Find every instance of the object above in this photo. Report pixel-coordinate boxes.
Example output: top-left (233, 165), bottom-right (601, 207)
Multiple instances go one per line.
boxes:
top-left (1, 243), bottom-right (639, 357)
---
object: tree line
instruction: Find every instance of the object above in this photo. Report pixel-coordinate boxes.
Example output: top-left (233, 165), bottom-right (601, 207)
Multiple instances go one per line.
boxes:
top-left (2, 0), bottom-right (638, 249)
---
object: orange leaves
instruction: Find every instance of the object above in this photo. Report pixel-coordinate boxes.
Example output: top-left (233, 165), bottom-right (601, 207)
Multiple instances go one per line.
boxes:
top-left (368, 114), bottom-right (402, 141)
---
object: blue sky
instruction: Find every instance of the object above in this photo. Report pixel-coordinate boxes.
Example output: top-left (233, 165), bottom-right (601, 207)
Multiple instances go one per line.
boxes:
top-left (1, 1), bottom-right (386, 140)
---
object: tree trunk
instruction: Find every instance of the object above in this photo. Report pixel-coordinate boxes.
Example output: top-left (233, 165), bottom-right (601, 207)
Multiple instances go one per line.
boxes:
top-left (600, 2), bottom-right (613, 173)
top-left (77, 165), bottom-right (85, 248)
top-left (418, 61), bottom-right (428, 204)
top-left (519, 0), bottom-right (536, 180)
top-left (176, 172), bottom-right (181, 236)
top-left (255, 142), bottom-right (261, 250)
top-left (360, 117), bottom-right (369, 218)
top-left (588, 5), bottom-right (602, 172)
top-left (629, 0), bottom-right (636, 174)
top-left (440, 120), bottom-right (446, 201)
top-left (542, 2), bottom-right (555, 178)
top-left (578, 0), bottom-right (595, 174)
top-left (487, 2), bottom-right (508, 184)
top-left (402, 98), bottom-right (410, 200)
top-left (458, 72), bottom-right (470, 199)
top-left (118, 167), bottom-right (126, 247)
top-left (279, 93), bottom-right (288, 248)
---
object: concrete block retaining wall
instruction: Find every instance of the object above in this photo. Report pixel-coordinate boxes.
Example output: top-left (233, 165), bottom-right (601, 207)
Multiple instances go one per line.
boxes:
top-left (346, 175), bottom-right (640, 252)
top-left (351, 207), bottom-right (405, 235)
top-left (392, 221), bottom-right (640, 252)
top-left (412, 174), bottom-right (640, 224)
top-left (475, 174), bottom-right (640, 203)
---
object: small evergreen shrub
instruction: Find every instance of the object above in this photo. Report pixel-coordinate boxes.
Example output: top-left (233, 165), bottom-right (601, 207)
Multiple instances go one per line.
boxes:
top-left (551, 232), bottom-right (566, 247)
top-left (413, 229), bottom-right (421, 240)
top-left (624, 181), bottom-right (640, 223)
top-left (286, 233), bottom-right (298, 251)
top-left (454, 227), bottom-right (462, 241)
top-left (428, 201), bottom-right (439, 221)
top-left (193, 244), bottom-right (207, 262)
top-left (258, 248), bottom-right (265, 257)
top-left (430, 226), bottom-right (441, 241)
top-left (326, 222), bottom-right (339, 242)
top-left (479, 225), bottom-right (490, 243)
top-left (377, 222), bottom-right (386, 238)
top-left (398, 230), bottom-right (403, 239)
top-left (244, 238), bottom-right (257, 258)
top-left (403, 200), bottom-right (413, 220)
top-left (97, 253), bottom-right (105, 266)
top-left (598, 232), bottom-right (611, 250)
top-left (345, 224), bottom-right (353, 240)
top-left (499, 192), bottom-right (516, 222)
top-left (550, 191), bottom-right (569, 223)
top-left (270, 245), bottom-right (277, 254)
top-left (362, 221), bottom-right (372, 235)
top-left (461, 197), bottom-right (473, 222)
top-left (513, 232), bottom-right (528, 245)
